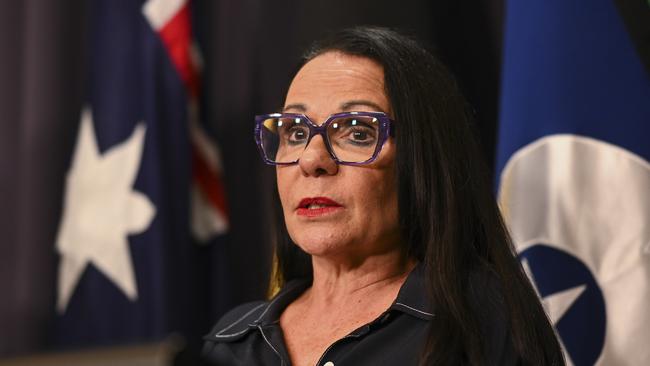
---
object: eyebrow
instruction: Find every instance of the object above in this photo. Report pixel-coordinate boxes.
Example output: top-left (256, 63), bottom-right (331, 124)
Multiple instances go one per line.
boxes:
top-left (282, 100), bottom-right (386, 113)
top-left (340, 100), bottom-right (385, 112)
top-left (282, 103), bottom-right (307, 112)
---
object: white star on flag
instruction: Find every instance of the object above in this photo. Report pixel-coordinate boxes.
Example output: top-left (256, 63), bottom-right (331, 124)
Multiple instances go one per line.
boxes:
top-left (522, 258), bottom-right (586, 326)
top-left (522, 258), bottom-right (584, 366)
top-left (55, 107), bottom-right (156, 313)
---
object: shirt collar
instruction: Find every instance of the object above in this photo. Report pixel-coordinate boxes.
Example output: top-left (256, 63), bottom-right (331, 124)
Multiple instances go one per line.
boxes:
top-left (254, 278), bottom-right (311, 326)
top-left (206, 280), bottom-right (311, 342)
top-left (389, 263), bottom-right (434, 320)
top-left (254, 264), bottom-right (433, 325)
top-left (208, 263), bottom-right (433, 342)
top-left (257, 263), bottom-right (434, 326)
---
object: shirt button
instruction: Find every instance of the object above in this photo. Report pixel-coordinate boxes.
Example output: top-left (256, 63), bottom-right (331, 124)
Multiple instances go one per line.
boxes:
top-left (324, 362), bottom-right (335, 366)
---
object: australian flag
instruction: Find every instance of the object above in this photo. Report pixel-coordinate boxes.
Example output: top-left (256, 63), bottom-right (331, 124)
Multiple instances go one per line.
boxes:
top-left (496, 0), bottom-right (650, 365)
top-left (54, 0), bottom-right (228, 348)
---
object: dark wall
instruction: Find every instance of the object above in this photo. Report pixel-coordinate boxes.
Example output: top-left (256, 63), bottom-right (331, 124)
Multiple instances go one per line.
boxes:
top-left (0, 0), bottom-right (86, 356)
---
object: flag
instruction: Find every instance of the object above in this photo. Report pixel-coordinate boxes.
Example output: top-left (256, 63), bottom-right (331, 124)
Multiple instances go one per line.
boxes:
top-left (496, 0), bottom-right (650, 365)
top-left (54, 0), bottom-right (227, 347)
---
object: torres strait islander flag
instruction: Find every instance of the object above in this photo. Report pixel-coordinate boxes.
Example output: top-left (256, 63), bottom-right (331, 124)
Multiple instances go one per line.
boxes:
top-left (54, 0), bottom-right (228, 346)
top-left (497, 0), bottom-right (650, 365)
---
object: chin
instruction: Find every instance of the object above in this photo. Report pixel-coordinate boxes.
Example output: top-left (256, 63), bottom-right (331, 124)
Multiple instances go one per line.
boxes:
top-left (289, 230), bottom-right (351, 257)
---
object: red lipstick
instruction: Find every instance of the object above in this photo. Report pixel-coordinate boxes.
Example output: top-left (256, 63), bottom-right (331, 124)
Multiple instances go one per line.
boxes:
top-left (296, 197), bottom-right (343, 217)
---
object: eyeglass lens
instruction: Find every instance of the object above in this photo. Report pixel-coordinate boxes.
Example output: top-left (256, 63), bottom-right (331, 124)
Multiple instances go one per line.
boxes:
top-left (260, 116), bottom-right (381, 163)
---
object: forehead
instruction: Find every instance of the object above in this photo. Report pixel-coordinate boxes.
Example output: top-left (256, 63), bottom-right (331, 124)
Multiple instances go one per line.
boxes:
top-left (284, 52), bottom-right (390, 116)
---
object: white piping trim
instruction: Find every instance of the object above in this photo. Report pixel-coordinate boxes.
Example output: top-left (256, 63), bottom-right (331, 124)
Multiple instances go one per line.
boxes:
top-left (213, 328), bottom-right (249, 338)
top-left (215, 303), bottom-right (266, 336)
top-left (258, 325), bottom-right (285, 366)
top-left (252, 292), bottom-right (285, 323)
top-left (394, 302), bottom-right (434, 317)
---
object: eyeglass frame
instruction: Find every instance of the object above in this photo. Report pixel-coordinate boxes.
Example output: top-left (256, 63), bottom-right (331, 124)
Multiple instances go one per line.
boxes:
top-left (254, 111), bottom-right (396, 166)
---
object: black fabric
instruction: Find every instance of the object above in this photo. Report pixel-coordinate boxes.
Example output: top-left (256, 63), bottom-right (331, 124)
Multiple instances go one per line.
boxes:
top-left (202, 265), bottom-right (518, 365)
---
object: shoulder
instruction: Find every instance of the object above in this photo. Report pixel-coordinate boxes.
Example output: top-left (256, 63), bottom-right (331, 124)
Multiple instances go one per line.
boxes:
top-left (466, 266), bottom-right (509, 343)
top-left (467, 266), bottom-right (507, 317)
top-left (202, 301), bottom-right (270, 365)
top-left (204, 301), bottom-right (268, 341)
top-left (467, 266), bottom-right (520, 364)
top-left (204, 279), bottom-right (311, 343)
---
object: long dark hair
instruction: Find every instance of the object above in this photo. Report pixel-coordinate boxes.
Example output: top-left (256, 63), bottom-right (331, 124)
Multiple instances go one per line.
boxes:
top-left (271, 26), bottom-right (564, 365)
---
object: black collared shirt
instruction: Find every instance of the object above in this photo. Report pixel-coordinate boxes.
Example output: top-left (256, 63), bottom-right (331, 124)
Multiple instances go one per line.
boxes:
top-left (202, 266), bottom-right (517, 365)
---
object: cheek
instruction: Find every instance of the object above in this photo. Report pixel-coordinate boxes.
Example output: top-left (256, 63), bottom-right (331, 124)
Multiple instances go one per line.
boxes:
top-left (361, 157), bottom-right (399, 231)
top-left (276, 168), bottom-right (291, 210)
top-left (362, 173), bottom-right (398, 224)
top-left (343, 161), bottom-right (398, 231)
top-left (275, 167), bottom-right (308, 238)
top-left (365, 145), bottom-right (397, 204)
top-left (275, 168), bottom-right (297, 238)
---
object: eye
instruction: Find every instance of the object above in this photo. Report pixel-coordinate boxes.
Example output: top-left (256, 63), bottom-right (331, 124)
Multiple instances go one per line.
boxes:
top-left (280, 120), bottom-right (309, 145)
top-left (330, 117), bottom-right (378, 146)
top-left (289, 127), bottom-right (308, 142)
top-left (349, 128), bottom-right (373, 142)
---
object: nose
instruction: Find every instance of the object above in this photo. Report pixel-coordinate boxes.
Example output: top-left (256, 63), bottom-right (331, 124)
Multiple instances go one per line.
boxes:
top-left (298, 134), bottom-right (338, 177)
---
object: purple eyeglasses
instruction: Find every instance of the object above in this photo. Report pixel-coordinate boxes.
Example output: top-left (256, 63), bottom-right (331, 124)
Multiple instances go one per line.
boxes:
top-left (254, 111), bottom-right (395, 166)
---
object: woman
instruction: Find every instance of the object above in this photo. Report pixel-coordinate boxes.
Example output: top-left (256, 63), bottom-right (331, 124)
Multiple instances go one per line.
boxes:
top-left (203, 26), bottom-right (564, 365)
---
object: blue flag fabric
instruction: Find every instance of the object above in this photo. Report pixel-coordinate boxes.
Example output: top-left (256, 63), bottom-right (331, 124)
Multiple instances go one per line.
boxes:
top-left (54, 0), bottom-right (219, 347)
top-left (497, 0), bottom-right (650, 365)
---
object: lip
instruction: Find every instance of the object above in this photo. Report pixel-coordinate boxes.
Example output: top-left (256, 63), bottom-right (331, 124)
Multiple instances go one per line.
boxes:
top-left (296, 197), bottom-right (343, 217)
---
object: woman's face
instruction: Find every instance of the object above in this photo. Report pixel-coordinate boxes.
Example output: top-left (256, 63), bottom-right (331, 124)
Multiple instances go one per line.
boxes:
top-left (277, 51), bottom-right (401, 262)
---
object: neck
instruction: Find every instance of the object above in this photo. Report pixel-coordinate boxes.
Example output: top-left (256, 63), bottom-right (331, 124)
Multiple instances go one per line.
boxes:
top-left (305, 250), bottom-right (416, 307)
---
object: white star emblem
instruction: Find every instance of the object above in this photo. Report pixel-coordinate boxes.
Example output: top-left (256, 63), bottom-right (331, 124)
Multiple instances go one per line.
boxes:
top-left (521, 258), bottom-right (586, 325)
top-left (55, 107), bottom-right (156, 313)
top-left (522, 258), bottom-right (584, 366)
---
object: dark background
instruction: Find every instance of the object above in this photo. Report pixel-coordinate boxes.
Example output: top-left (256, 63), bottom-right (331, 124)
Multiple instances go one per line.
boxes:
top-left (0, 0), bottom-right (503, 359)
